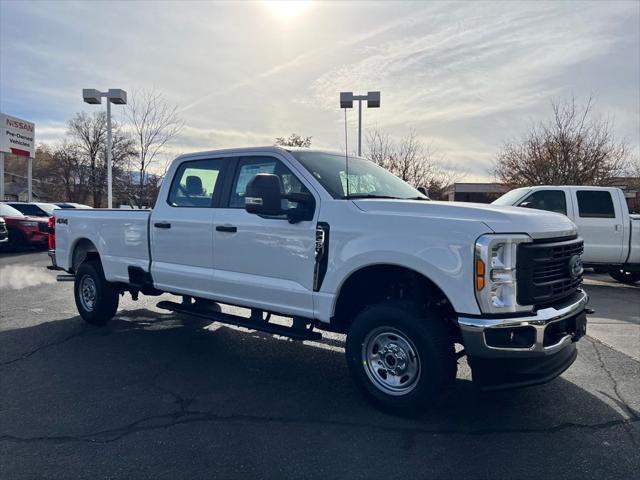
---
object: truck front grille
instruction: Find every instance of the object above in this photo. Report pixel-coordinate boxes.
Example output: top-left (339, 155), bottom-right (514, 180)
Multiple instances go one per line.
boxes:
top-left (517, 237), bottom-right (584, 307)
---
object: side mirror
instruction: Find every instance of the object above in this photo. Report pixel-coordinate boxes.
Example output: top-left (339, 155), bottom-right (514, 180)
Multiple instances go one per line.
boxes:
top-left (245, 174), bottom-right (282, 216)
top-left (417, 186), bottom-right (429, 198)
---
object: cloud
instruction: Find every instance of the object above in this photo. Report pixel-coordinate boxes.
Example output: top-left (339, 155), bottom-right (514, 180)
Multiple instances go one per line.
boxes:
top-left (1, 1), bottom-right (638, 178)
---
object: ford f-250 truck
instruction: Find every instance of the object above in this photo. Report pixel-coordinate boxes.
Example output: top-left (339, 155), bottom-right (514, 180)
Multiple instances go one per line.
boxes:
top-left (493, 186), bottom-right (640, 284)
top-left (49, 147), bottom-right (590, 412)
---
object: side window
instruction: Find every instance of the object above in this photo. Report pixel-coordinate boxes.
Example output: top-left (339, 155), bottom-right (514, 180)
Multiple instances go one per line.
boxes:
top-left (577, 191), bottom-right (615, 218)
top-left (518, 190), bottom-right (567, 215)
top-left (167, 158), bottom-right (224, 207)
top-left (229, 156), bottom-right (310, 210)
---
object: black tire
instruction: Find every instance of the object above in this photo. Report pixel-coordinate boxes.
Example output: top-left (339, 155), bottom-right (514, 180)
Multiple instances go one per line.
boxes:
top-left (345, 302), bottom-right (456, 414)
top-left (74, 261), bottom-right (119, 325)
top-left (609, 268), bottom-right (640, 285)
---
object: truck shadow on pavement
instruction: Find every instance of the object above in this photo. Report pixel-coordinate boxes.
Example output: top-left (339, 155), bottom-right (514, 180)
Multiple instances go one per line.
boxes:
top-left (1, 307), bottom-right (637, 439)
top-left (0, 310), bottom-right (636, 433)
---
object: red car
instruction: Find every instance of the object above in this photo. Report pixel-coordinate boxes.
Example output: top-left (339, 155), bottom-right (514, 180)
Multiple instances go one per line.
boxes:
top-left (0, 203), bottom-right (49, 250)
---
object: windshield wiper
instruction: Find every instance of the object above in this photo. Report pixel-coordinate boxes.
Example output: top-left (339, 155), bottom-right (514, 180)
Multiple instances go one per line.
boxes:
top-left (341, 194), bottom-right (401, 200)
top-left (342, 194), bottom-right (430, 201)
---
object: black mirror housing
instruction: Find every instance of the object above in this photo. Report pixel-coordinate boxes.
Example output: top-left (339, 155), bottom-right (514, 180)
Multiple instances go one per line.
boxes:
top-left (245, 174), bottom-right (282, 216)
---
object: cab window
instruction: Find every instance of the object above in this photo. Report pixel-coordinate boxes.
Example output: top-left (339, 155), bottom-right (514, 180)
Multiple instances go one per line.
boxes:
top-left (167, 158), bottom-right (224, 207)
top-left (577, 190), bottom-right (615, 218)
top-left (229, 156), bottom-right (311, 211)
top-left (518, 190), bottom-right (567, 215)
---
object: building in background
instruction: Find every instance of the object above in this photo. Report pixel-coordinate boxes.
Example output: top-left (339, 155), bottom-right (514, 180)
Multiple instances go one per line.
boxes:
top-left (610, 177), bottom-right (640, 213)
top-left (443, 183), bottom-right (510, 203)
top-left (2, 172), bottom-right (43, 201)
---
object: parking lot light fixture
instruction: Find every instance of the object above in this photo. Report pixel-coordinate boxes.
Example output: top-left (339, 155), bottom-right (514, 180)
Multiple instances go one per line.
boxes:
top-left (82, 88), bottom-right (127, 208)
top-left (339, 91), bottom-right (380, 156)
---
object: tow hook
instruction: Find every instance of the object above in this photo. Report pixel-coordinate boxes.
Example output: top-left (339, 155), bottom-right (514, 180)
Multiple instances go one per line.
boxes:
top-left (585, 308), bottom-right (595, 314)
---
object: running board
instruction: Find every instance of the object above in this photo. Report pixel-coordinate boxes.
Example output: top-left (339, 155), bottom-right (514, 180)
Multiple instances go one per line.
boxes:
top-left (156, 300), bottom-right (322, 341)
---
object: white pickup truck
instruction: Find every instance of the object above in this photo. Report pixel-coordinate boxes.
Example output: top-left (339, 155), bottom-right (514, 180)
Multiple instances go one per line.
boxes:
top-left (493, 186), bottom-right (640, 284)
top-left (49, 147), bottom-right (590, 412)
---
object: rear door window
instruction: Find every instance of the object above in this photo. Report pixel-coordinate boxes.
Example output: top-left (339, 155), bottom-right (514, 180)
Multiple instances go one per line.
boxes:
top-left (576, 191), bottom-right (615, 218)
top-left (168, 158), bottom-right (224, 207)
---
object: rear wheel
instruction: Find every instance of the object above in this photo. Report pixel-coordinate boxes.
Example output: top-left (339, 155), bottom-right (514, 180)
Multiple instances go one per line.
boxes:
top-left (345, 302), bottom-right (456, 414)
top-left (74, 261), bottom-right (119, 325)
top-left (609, 268), bottom-right (640, 285)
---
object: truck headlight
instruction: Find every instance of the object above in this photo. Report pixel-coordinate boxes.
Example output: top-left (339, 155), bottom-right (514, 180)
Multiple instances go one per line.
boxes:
top-left (475, 234), bottom-right (532, 314)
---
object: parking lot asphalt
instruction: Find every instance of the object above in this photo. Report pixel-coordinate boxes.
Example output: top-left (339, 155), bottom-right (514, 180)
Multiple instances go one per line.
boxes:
top-left (0, 251), bottom-right (638, 479)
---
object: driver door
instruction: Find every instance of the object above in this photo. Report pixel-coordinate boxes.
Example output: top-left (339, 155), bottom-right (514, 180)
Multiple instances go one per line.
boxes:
top-left (211, 155), bottom-right (318, 318)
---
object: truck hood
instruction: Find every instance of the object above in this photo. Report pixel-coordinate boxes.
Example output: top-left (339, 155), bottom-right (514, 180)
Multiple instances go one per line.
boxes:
top-left (353, 200), bottom-right (577, 240)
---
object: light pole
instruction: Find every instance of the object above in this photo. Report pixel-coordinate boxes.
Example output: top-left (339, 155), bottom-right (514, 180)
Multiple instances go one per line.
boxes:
top-left (82, 88), bottom-right (127, 208)
top-left (339, 91), bottom-right (380, 156)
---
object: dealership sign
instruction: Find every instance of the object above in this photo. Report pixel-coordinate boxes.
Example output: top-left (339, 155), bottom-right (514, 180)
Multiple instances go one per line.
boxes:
top-left (0, 112), bottom-right (35, 157)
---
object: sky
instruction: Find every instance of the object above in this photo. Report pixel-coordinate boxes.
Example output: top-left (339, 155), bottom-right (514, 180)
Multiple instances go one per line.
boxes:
top-left (1, 0), bottom-right (639, 180)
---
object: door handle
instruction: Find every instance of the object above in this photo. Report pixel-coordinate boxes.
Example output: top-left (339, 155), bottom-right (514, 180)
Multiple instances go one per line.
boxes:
top-left (154, 222), bottom-right (172, 229)
top-left (216, 225), bottom-right (237, 233)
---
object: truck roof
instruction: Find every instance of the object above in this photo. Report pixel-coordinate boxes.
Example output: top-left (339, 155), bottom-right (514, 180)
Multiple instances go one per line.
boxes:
top-left (175, 146), bottom-right (353, 161)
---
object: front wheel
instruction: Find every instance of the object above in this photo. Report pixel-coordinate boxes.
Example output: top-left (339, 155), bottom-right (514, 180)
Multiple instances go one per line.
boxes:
top-left (345, 303), bottom-right (456, 414)
top-left (609, 268), bottom-right (640, 285)
top-left (74, 261), bottom-right (119, 325)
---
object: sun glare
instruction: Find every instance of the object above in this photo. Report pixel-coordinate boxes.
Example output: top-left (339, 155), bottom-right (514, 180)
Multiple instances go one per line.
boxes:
top-left (263, 1), bottom-right (311, 20)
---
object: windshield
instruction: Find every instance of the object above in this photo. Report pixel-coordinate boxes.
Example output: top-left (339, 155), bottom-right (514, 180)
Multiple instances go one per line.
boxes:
top-left (0, 203), bottom-right (25, 217)
top-left (290, 151), bottom-right (426, 200)
top-left (492, 188), bottom-right (531, 206)
top-left (7, 203), bottom-right (49, 216)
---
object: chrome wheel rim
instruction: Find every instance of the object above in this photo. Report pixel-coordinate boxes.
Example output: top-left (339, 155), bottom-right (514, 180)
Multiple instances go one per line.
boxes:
top-left (362, 327), bottom-right (421, 396)
top-left (79, 275), bottom-right (97, 312)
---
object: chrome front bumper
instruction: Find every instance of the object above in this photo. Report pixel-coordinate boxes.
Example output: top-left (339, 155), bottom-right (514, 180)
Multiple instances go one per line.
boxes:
top-left (458, 289), bottom-right (589, 358)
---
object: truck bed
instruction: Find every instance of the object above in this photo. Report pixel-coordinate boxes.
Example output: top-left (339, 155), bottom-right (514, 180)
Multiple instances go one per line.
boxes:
top-left (54, 209), bottom-right (151, 283)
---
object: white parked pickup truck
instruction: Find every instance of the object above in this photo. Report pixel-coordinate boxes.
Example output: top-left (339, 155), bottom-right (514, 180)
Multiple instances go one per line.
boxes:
top-left (49, 147), bottom-right (590, 413)
top-left (493, 186), bottom-right (640, 284)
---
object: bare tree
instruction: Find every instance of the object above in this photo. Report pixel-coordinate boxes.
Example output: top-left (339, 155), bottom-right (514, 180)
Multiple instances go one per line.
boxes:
top-left (126, 88), bottom-right (184, 206)
top-left (493, 97), bottom-right (630, 186)
top-left (627, 156), bottom-right (640, 180)
top-left (68, 111), bottom-right (136, 207)
top-left (47, 142), bottom-right (89, 203)
top-left (275, 133), bottom-right (312, 148)
top-left (366, 129), bottom-right (461, 199)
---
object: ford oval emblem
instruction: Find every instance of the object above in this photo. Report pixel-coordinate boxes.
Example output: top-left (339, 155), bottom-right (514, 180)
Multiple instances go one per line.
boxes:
top-left (568, 255), bottom-right (584, 279)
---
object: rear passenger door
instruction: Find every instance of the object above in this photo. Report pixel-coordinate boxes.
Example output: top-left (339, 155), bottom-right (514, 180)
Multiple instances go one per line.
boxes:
top-left (150, 157), bottom-right (227, 297)
top-left (573, 189), bottom-right (624, 264)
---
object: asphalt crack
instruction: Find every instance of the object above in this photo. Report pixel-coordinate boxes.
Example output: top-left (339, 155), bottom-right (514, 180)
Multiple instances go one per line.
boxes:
top-left (0, 329), bottom-right (93, 367)
top-left (585, 336), bottom-right (640, 449)
top-left (0, 410), bottom-right (638, 445)
top-left (585, 336), bottom-right (639, 421)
